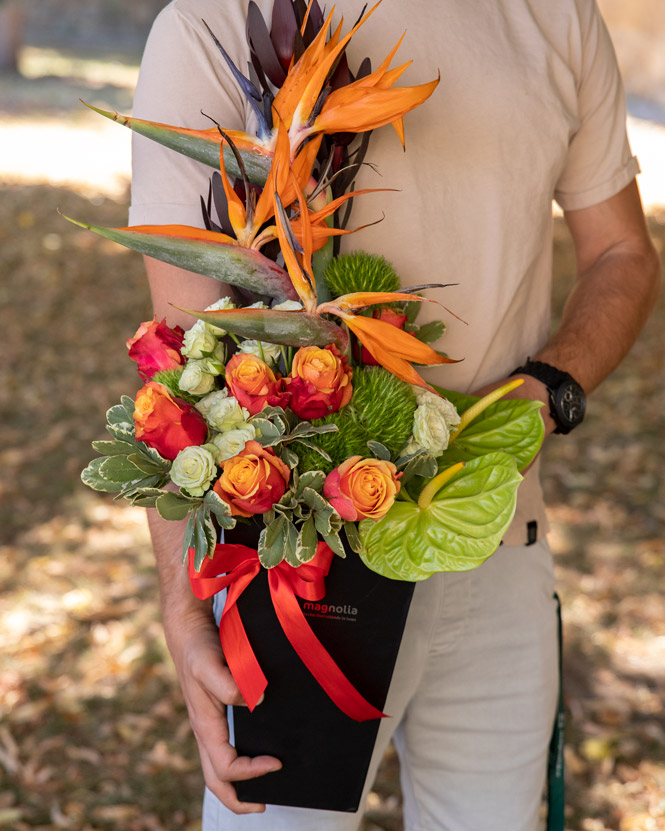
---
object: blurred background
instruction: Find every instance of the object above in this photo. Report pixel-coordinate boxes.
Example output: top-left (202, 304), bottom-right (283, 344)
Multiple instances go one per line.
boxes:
top-left (0, 2), bottom-right (663, 830)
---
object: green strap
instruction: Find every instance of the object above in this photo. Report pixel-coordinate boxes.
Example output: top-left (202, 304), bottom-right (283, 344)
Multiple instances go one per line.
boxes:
top-left (547, 592), bottom-right (565, 831)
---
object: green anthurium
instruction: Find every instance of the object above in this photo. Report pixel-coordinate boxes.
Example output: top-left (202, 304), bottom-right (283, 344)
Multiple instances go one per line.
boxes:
top-left (358, 451), bottom-right (523, 581)
top-left (433, 385), bottom-right (545, 472)
top-left (181, 307), bottom-right (349, 351)
top-left (82, 103), bottom-right (272, 185)
top-left (60, 215), bottom-right (298, 302)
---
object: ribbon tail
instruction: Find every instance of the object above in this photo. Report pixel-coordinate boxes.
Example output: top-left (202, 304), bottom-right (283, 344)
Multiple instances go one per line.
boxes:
top-left (269, 571), bottom-right (386, 722)
top-left (188, 547), bottom-right (267, 711)
top-left (220, 601), bottom-right (268, 712)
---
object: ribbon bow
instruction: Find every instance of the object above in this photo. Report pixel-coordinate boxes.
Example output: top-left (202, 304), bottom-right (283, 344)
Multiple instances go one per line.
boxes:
top-left (188, 542), bottom-right (386, 722)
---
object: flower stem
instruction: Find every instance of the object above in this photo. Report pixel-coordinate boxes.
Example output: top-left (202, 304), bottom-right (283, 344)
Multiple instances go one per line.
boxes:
top-left (449, 378), bottom-right (524, 444)
top-left (417, 462), bottom-right (465, 510)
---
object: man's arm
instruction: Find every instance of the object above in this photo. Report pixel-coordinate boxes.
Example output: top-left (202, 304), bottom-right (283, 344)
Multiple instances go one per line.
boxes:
top-left (145, 257), bottom-right (282, 815)
top-left (475, 180), bottom-right (660, 434)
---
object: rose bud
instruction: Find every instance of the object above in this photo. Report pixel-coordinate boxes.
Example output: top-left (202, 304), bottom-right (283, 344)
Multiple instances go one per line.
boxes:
top-left (360, 308), bottom-right (408, 366)
top-left (324, 456), bottom-right (401, 521)
top-left (213, 440), bottom-right (290, 517)
top-left (288, 345), bottom-right (353, 419)
top-left (225, 353), bottom-right (290, 415)
top-left (133, 381), bottom-right (208, 461)
top-left (126, 317), bottom-right (185, 381)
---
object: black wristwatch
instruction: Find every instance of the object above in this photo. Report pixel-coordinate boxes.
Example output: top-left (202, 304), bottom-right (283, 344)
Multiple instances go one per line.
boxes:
top-left (511, 359), bottom-right (586, 435)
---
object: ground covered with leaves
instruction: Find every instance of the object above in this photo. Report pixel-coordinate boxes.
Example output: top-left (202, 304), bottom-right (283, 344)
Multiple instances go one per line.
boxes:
top-left (1, 55), bottom-right (665, 831)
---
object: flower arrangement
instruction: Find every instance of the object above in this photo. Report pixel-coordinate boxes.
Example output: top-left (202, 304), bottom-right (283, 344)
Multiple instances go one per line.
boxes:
top-left (76, 0), bottom-right (545, 716)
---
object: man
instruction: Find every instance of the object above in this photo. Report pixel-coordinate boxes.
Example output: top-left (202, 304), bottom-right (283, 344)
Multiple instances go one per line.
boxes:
top-left (128, 0), bottom-right (659, 828)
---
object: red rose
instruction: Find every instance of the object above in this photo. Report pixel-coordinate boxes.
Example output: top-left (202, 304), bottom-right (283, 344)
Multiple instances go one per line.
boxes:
top-left (133, 381), bottom-right (208, 460)
top-left (213, 440), bottom-right (290, 517)
top-left (225, 353), bottom-right (290, 415)
top-left (127, 317), bottom-right (185, 381)
top-left (287, 344), bottom-right (353, 419)
top-left (360, 308), bottom-right (408, 366)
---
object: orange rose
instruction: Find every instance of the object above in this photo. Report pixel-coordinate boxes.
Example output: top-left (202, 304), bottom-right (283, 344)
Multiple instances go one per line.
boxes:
top-left (133, 381), bottom-right (208, 460)
top-left (323, 456), bottom-right (401, 521)
top-left (288, 345), bottom-right (353, 419)
top-left (213, 440), bottom-right (290, 517)
top-left (225, 353), bottom-right (290, 415)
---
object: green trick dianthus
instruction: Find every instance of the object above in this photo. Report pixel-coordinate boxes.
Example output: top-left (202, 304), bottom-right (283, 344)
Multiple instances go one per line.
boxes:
top-left (323, 251), bottom-right (400, 298)
top-left (296, 411), bottom-right (367, 474)
top-left (347, 367), bottom-right (417, 456)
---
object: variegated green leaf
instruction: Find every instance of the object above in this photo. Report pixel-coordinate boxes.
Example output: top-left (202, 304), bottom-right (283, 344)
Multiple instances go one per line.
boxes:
top-left (323, 530), bottom-right (345, 558)
top-left (296, 516), bottom-right (318, 563)
top-left (99, 455), bottom-right (144, 483)
top-left (182, 512), bottom-right (196, 565)
top-left (283, 520), bottom-right (300, 568)
top-left (91, 439), bottom-right (134, 456)
top-left (343, 520), bottom-right (362, 553)
top-left (81, 458), bottom-right (124, 493)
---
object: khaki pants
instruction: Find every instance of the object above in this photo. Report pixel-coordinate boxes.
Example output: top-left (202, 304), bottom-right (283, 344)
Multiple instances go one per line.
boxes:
top-left (205, 539), bottom-right (559, 831)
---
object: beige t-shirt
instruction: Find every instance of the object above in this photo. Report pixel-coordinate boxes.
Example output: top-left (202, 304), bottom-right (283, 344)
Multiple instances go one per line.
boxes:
top-left (129, 0), bottom-right (638, 546)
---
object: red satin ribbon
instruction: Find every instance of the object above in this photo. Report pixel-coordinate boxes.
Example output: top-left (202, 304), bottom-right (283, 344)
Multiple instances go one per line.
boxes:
top-left (188, 542), bottom-right (385, 722)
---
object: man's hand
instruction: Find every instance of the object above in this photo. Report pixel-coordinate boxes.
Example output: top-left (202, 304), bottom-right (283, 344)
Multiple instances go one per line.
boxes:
top-left (146, 505), bottom-right (281, 815)
top-left (164, 607), bottom-right (282, 814)
top-left (472, 373), bottom-right (557, 438)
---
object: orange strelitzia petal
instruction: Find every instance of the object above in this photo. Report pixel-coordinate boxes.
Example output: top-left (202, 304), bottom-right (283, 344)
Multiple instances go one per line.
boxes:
top-left (288, 2), bottom-right (382, 149)
top-left (121, 224), bottom-right (237, 246)
top-left (273, 192), bottom-right (318, 312)
top-left (338, 313), bottom-right (445, 390)
top-left (311, 75), bottom-right (440, 137)
top-left (249, 120), bottom-right (292, 237)
top-left (218, 141), bottom-right (247, 239)
top-left (273, 7), bottom-right (340, 129)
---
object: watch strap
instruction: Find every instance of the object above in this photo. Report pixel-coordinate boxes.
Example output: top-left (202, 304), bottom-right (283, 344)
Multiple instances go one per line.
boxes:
top-left (510, 359), bottom-right (576, 390)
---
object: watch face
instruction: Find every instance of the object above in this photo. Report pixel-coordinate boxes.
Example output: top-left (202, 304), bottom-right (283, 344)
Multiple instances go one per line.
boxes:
top-left (553, 382), bottom-right (586, 429)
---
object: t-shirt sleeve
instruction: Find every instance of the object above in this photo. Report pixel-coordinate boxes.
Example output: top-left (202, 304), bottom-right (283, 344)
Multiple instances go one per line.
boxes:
top-left (128, 3), bottom-right (248, 227)
top-left (553, 0), bottom-right (639, 212)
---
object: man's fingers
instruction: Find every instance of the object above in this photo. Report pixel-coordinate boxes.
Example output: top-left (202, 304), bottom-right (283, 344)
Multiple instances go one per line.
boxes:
top-left (225, 753), bottom-right (283, 782)
top-left (199, 744), bottom-right (282, 815)
top-left (190, 650), bottom-right (246, 707)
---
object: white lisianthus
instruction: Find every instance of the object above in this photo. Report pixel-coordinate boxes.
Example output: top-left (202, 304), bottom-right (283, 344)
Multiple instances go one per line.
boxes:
top-left (245, 301), bottom-right (268, 309)
top-left (412, 388), bottom-right (461, 429)
top-left (204, 296), bottom-right (236, 336)
top-left (210, 424), bottom-right (257, 462)
top-left (236, 338), bottom-right (282, 366)
top-left (181, 319), bottom-right (218, 359)
top-left (411, 402), bottom-right (451, 456)
top-left (272, 300), bottom-right (303, 311)
top-left (196, 389), bottom-right (249, 432)
top-left (170, 445), bottom-right (217, 496)
top-left (178, 360), bottom-right (216, 396)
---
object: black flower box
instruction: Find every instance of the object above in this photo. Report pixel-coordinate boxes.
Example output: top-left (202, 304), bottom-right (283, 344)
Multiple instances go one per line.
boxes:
top-left (226, 522), bottom-right (414, 813)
